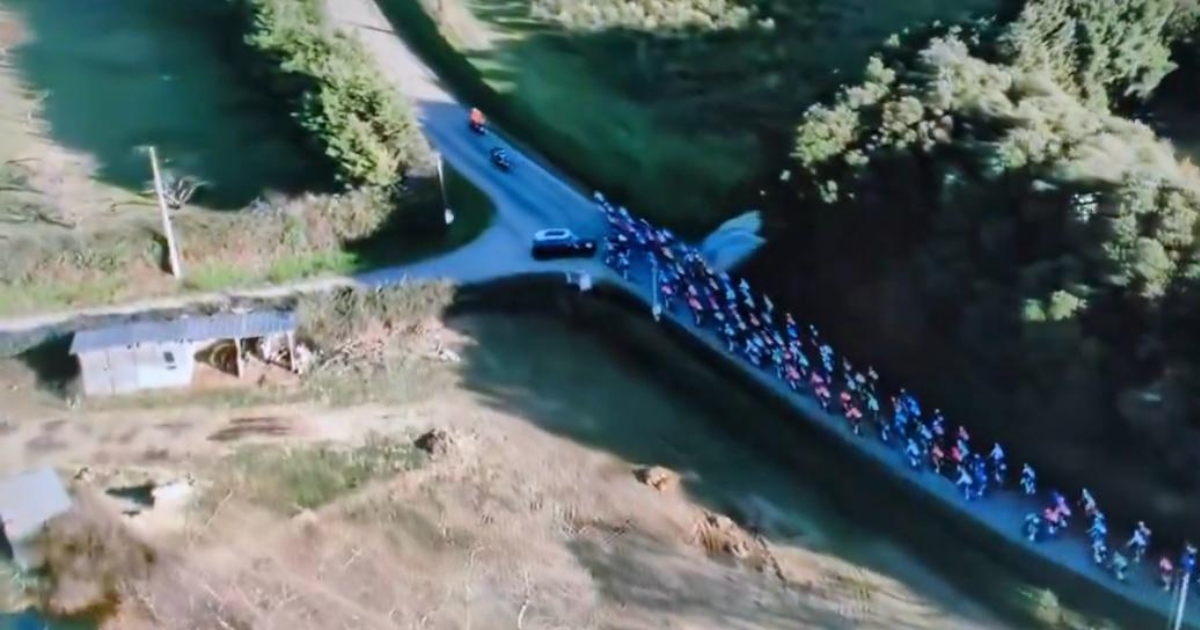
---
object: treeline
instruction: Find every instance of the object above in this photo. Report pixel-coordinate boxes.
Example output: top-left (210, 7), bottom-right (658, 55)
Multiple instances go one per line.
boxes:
top-left (767, 0), bottom-right (1200, 529)
top-left (225, 0), bottom-right (431, 187)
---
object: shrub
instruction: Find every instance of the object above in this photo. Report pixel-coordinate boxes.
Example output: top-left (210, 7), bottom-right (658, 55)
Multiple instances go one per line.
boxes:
top-left (226, 0), bottom-right (432, 187)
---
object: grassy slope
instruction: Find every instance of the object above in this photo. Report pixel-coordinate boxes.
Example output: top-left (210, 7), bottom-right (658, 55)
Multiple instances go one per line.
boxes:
top-left (179, 166), bottom-right (493, 294)
top-left (377, 0), bottom-right (997, 234)
top-left (0, 167), bottom-right (490, 317)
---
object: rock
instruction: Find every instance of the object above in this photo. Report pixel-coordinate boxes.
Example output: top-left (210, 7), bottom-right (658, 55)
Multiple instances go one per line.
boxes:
top-left (709, 513), bottom-right (736, 532)
top-left (415, 428), bottom-right (453, 457)
top-left (151, 478), bottom-right (194, 507)
top-left (294, 509), bottom-right (321, 535)
top-left (634, 465), bottom-right (680, 492)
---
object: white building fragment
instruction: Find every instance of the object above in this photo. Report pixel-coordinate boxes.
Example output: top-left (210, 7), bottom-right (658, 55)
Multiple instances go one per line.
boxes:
top-left (0, 468), bottom-right (72, 571)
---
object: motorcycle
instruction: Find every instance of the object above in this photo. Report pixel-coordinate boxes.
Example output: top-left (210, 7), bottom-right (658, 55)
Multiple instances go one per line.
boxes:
top-left (489, 149), bottom-right (512, 172)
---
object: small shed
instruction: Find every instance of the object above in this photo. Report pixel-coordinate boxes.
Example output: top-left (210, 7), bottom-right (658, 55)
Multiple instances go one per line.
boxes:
top-left (0, 467), bottom-right (72, 571)
top-left (69, 309), bottom-right (298, 397)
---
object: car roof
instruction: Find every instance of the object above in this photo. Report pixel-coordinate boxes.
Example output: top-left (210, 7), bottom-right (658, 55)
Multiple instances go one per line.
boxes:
top-left (535, 228), bottom-right (573, 239)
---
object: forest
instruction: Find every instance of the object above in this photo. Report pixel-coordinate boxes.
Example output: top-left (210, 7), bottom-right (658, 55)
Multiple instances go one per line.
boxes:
top-left (769, 0), bottom-right (1200, 535)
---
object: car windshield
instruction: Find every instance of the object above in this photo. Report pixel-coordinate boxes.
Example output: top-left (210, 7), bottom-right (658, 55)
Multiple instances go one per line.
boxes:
top-left (539, 229), bottom-right (570, 240)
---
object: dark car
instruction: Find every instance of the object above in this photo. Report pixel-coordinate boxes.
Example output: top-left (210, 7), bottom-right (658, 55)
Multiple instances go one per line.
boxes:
top-left (531, 228), bottom-right (598, 260)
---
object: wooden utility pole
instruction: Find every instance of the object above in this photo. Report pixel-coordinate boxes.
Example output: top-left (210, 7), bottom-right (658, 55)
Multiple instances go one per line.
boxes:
top-left (147, 146), bottom-right (183, 278)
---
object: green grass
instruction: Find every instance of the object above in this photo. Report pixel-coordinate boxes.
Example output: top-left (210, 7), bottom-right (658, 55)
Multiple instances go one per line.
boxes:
top-left (465, 29), bottom-right (759, 232)
top-left (208, 435), bottom-right (427, 514)
top-left (0, 167), bottom-right (492, 317)
top-left (186, 165), bottom-right (493, 289)
top-left (0, 276), bottom-right (130, 318)
top-left (438, 164), bottom-right (495, 243)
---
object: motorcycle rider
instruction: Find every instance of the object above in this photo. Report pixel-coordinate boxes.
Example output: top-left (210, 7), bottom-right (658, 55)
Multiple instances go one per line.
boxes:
top-left (469, 107), bottom-right (486, 131)
top-left (490, 147), bottom-right (510, 167)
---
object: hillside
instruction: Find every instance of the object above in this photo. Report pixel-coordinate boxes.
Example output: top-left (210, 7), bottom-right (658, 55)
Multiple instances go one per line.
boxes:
top-left (756, 0), bottom-right (1200, 535)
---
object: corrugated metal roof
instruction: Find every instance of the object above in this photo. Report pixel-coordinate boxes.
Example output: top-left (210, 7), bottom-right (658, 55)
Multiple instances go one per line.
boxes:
top-left (0, 467), bottom-right (71, 541)
top-left (69, 309), bottom-right (297, 355)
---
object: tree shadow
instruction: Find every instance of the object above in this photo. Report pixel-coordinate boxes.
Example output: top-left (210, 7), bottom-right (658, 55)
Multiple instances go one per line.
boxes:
top-left (442, 283), bottom-right (1120, 630)
top-left (376, 0), bottom-right (995, 231)
top-left (2, 0), bottom-right (326, 210)
top-left (14, 332), bottom-right (78, 398)
top-left (342, 167), bottom-right (493, 273)
top-left (567, 532), bottom-right (854, 629)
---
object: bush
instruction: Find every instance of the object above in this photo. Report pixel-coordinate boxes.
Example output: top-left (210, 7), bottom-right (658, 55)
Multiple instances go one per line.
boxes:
top-left (226, 0), bottom-right (432, 187)
top-left (296, 282), bottom-right (458, 350)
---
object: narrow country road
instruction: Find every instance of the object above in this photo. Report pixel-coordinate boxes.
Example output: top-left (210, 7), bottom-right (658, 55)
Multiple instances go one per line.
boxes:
top-left (0, 0), bottom-right (1194, 627)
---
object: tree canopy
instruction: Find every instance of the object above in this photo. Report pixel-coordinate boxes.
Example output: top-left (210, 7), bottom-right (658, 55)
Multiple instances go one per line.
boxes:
top-left (775, 0), bottom-right (1200, 528)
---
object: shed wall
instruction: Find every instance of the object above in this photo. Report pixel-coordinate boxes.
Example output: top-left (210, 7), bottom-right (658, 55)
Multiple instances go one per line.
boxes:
top-left (134, 340), bottom-right (195, 391)
top-left (76, 341), bottom-right (199, 397)
top-left (77, 351), bottom-right (114, 397)
top-left (108, 347), bottom-right (139, 395)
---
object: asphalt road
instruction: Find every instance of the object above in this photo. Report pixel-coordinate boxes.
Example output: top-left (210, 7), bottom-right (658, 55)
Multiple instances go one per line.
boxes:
top-left (0, 0), bottom-right (1193, 627)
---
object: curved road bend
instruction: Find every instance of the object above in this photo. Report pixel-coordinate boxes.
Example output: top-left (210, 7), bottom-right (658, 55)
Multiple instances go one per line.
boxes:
top-left (0, 0), bottom-right (1191, 625)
